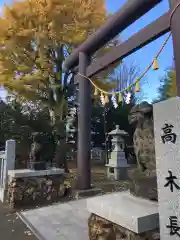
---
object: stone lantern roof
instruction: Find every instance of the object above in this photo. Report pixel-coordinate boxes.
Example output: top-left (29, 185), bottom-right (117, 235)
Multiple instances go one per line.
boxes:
top-left (108, 125), bottom-right (128, 136)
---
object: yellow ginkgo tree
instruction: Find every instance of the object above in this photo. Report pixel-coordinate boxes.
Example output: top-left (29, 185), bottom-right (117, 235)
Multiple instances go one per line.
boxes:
top-left (0, 0), bottom-right (120, 170)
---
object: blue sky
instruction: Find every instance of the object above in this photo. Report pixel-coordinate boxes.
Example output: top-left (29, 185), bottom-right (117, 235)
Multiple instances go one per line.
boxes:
top-left (0, 0), bottom-right (173, 102)
top-left (106, 0), bottom-right (173, 102)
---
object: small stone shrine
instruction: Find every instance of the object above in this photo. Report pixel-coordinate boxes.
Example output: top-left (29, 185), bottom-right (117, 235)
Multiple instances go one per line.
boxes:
top-left (105, 125), bottom-right (130, 180)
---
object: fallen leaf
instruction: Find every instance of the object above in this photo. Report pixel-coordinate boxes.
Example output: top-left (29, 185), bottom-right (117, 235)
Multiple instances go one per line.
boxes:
top-left (24, 230), bottom-right (32, 236)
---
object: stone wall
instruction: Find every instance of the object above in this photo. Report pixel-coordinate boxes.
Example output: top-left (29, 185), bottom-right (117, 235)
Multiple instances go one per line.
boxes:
top-left (8, 173), bottom-right (65, 208)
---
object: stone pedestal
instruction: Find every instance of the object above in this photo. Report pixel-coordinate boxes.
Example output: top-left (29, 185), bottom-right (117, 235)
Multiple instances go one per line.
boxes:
top-left (128, 168), bottom-right (158, 201)
top-left (7, 168), bottom-right (66, 208)
top-left (88, 213), bottom-right (159, 240)
top-left (87, 191), bottom-right (159, 239)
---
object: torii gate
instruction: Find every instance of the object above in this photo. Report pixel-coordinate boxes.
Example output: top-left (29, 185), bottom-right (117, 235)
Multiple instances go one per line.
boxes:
top-left (64, 0), bottom-right (180, 190)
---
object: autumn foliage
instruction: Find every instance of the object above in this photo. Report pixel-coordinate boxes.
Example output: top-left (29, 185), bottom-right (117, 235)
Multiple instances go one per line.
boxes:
top-left (0, 0), bottom-right (107, 101)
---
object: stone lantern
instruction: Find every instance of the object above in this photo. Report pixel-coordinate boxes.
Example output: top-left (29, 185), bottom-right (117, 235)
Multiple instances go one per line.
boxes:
top-left (105, 125), bottom-right (129, 180)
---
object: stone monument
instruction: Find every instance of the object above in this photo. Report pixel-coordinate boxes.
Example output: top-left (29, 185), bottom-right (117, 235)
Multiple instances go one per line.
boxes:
top-left (128, 102), bottom-right (157, 201)
top-left (105, 125), bottom-right (129, 180)
top-left (153, 97), bottom-right (180, 239)
top-left (29, 132), bottom-right (46, 170)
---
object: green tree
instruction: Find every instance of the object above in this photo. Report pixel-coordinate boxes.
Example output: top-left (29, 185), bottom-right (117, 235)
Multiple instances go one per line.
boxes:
top-left (0, 97), bottom-right (54, 168)
top-left (154, 68), bottom-right (177, 103)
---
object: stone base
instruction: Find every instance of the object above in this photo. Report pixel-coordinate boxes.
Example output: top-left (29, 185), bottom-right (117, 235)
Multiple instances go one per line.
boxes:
top-left (106, 165), bottom-right (129, 180)
top-left (73, 187), bottom-right (102, 199)
top-left (128, 168), bottom-right (157, 201)
top-left (88, 213), bottom-right (159, 240)
top-left (87, 191), bottom-right (159, 234)
top-left (7, 168), bottom-right (66, 208)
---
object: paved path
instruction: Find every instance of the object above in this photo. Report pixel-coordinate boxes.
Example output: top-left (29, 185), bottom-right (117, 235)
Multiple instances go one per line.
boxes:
top-left (19, 199), bottom-right (90, 240)
top-left (0, 202), bottom-right (37, 240)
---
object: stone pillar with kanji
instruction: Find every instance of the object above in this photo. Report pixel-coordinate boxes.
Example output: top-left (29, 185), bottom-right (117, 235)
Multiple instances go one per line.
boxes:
top-left (153, 97), bottom-right (180, 240)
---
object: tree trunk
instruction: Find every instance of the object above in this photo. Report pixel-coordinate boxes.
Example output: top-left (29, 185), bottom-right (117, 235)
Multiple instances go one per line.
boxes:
top-left (54, 138), bottom-right (68, 172)
top-left (52, 119), bottom-right (69, 172)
